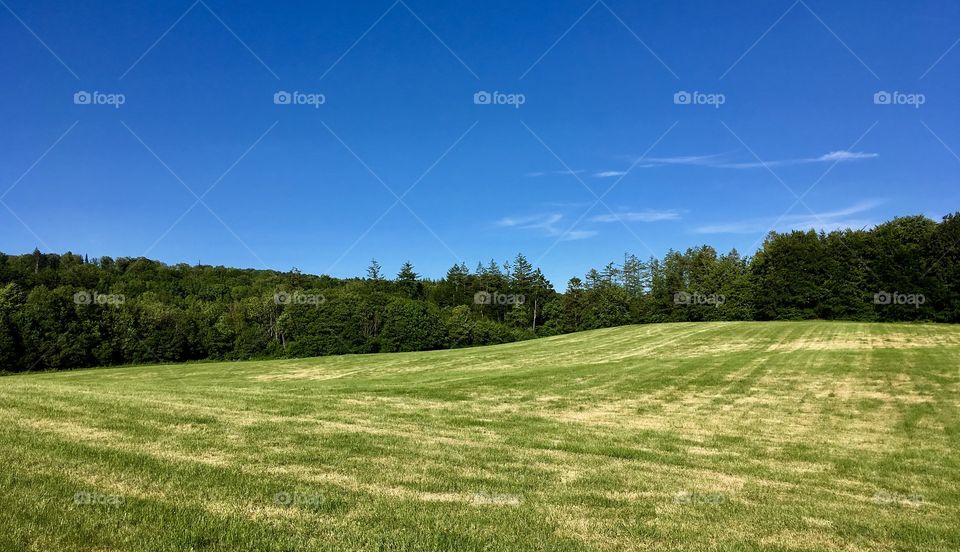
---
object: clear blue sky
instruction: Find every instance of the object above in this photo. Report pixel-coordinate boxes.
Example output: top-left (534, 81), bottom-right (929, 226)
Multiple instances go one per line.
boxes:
top-left (1, 0), bottom-right (958, 286)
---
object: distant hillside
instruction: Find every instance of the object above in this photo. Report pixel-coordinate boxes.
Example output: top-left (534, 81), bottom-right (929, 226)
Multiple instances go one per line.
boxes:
top-left (1, 213), bottom-right (958, 372)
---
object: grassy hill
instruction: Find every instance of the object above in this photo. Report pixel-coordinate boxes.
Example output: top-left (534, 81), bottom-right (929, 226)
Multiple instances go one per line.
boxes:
top-left (2, 321), bottom-right (959, 551)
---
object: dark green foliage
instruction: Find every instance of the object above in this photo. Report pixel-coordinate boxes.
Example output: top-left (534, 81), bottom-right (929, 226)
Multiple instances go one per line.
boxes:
top-left (444, 305), bottom-right (475, 348)
top-left (379, 298), bottom-right (445, 353)
top-left (581, 282), bottom-right (632, 330)
top-left (0, 213), bottom-right (958, 372)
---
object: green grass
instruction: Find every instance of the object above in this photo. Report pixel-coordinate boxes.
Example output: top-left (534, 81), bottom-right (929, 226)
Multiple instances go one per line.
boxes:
top-left (2, 321), bottom-right (959, 551)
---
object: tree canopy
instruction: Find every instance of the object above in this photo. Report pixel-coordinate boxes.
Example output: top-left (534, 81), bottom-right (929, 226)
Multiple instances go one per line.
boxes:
top-left (1, 213), bottom-right (958, 373)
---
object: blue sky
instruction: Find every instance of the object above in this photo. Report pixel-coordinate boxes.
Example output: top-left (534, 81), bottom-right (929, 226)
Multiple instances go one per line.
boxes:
top-left (1, 0), bottom-right (958, 286)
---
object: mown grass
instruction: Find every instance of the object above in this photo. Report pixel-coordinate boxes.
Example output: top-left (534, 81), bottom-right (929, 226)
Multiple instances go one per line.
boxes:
top-left (1, 321), bottom-right (959, 551)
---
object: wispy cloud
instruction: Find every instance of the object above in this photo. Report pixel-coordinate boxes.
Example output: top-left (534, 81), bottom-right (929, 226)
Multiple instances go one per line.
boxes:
top-left (816, 151), bottom-right (878, 162)
top-left (562, 230), bottom-right (599, 240)
top-left (496, 213), bottom-right (597, 241)
top-left (591, 210), bottom-right (681, 223)
top-left (497, 213), bottom-right (561, 229)
top-left (714, 150), bottom-right (878, 169)
top-left (566, 149), bottom-right (879, 182)
top-left (591, 157), bottom-right (719, 177)
top-left (643, 154), bottom-right (726, 166)
top-left (525, 169), bottom-right (585, 177)
top-left (593, 170), bottom-right (627, 178)
top-left (615, 150), bottom-right (879, 170)
top-left (498, 206), bottom-right (680, 241)
top-left (694, 200), bottom-right (883, 234)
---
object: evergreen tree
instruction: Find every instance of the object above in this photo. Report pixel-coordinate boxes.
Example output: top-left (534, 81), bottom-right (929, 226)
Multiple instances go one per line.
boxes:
top-left (444, 263), bottom-right (469, 306)
top-left (366, 259), bottom-right (383, 281)
top-left (396, 261), bottom-right (421, 299)
top-left (622, 253), bottom-right (645, 297)
top-left (510, 253), bottom-right (534, 288)
top-left (397, 261), bottom-right (418, 282)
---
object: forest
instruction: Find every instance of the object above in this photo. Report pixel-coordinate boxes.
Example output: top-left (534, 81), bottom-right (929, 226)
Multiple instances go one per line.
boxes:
top-left (1, 213), bottom-right (957, 372)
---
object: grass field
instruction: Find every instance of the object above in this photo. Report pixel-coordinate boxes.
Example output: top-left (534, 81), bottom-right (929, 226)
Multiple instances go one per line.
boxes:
top-left (1, 321), bottom-right (959, 551)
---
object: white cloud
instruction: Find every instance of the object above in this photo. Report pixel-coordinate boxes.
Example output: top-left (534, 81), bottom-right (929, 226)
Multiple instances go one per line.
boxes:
top-left (498, 205), bottom-right (680, 243)
top-left (694, 200), bottom-right (883, 234)
top-left (496, 213), bottom-right (597, 241)
top-left (643, 154), bottom-right (726, 166)
top-left (561, 230), bottom-right (599, 241)
top-left (594, 170), bottom-right (627, 178)
top-left (591, 210), bottom-right (681, 223)
top-left (622, 150), bottom-right (878, 170)
top-left (816, 150), bottom-right (879, 162)
top-left (525, 169), bottom-right (585, 177)
top-left (715, 150), bottom-right (879, 169)
top-left (496, 213), bottom-right (562, 229)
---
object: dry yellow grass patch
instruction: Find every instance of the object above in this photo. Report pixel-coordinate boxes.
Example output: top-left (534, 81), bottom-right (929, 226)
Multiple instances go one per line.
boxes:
top-left (766, 332), bottom-right (960, 352)
top-left (759, 530), bottom-right (870, 551)
top-left (254, 465), bottom-right (472, 504)
top-left (11, 415), bottom-right (117, 441)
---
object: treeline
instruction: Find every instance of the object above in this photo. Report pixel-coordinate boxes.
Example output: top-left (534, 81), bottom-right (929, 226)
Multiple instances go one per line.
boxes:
top-left (1, 213), bottom-right (958, 372)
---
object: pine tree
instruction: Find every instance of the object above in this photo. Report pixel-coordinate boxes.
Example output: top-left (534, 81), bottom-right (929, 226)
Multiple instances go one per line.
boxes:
top-left (510, 253), bottom-right (534, 288)
top-left (585, 268), bottom-right (602, 289)
top-left (623, 253), bottom-right (645, 297)
top-left (397, 261), bottom-right (418, 282)
top-left (366, 258), bottom-right (383, 281)
top-left (396, 261), bottom-right (421, 299)
top-left (445, 263), bottom-right (469, 305)
top-left (562, 277), bottom-right (586, 331)
top-left (529, 268), bottom-right (553, 331)
top-left (601, 262), bottom-right (621, 285)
